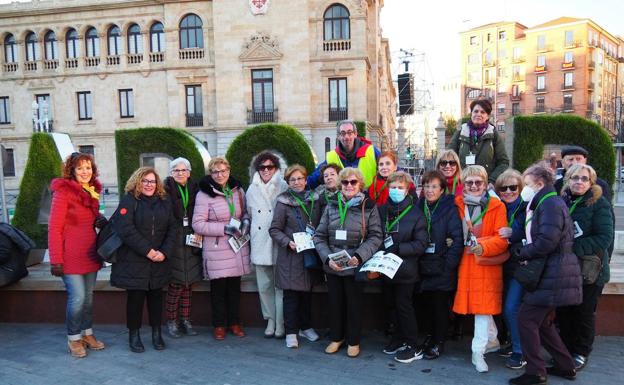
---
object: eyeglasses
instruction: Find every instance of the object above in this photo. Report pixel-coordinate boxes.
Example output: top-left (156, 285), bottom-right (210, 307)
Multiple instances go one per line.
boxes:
top-left (141, 179), bottom-right (157, 186)
top-left (211, 169), bottom-right (229, 176)
top-left (499, 185), bottom-right (518, 192)
top-left (465, 180), bottom-right (484, 187)
top-left (339, 130), bottom-right (356, 137)
top-left (172, 169), bottom-right (189, 174)
top-left (341, 179), bottom-right (359, 186)
top-left (439, 160), bottom-right (457, 167)
top-left (258, 165), bottom-right (276, 171)
top-left (570, 175), bottom-right (590, 183)
top-left (289, 177), bottom-right (305, 183)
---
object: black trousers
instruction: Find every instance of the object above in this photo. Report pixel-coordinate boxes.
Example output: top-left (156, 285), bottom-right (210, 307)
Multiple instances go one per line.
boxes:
top-left (210, 277), bottom-right (241, 327)
top-left (518, 303), bottom-right (575, 377)
top-left (283, 289), bottom-right (312, 335)
top-left (326, 274), bottom-right (364, 346)
top-left (418, 290), bottom-right (452, 344)
top-left (382, 281), bottom-right (397, 330)
top-left (126, 289), bottom-right (163, 330)
top-left (392, 283), bottom-right (418, 346)
top-left (557, 283), bottom-right (603, 357)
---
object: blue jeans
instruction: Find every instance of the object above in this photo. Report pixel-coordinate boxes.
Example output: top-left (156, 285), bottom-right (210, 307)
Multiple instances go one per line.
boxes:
top-left (503, 278), bottom-right (524, 354)
top-left (62, 272), bottom-right (97, 340)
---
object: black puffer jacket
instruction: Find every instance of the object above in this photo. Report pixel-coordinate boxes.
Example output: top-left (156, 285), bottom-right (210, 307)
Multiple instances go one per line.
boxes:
top-left (110, 193), bottom-right (178, 290)
top-left (378, 197), bottom-right (428, 284)
top-left (415, 194), bottom-right (464, 291)
top-left (0, 230), bottom-right (29, 287)
top-left (503, 197), bottom-right (527, 278)
top-left (164, 177), bottom-right (202, 286)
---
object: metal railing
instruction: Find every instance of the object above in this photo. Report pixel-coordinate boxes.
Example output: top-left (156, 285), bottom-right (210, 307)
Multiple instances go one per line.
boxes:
top-left (329, 108), bottom-right (348, 121)
top-left (247, 109), bottom-right (277, 124)
top-left (185, 113), bottom-right (203, 127)
top-left (561, 83), bottom-right (575, 90)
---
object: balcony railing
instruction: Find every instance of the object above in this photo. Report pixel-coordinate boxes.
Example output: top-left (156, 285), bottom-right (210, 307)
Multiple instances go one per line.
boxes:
top-left (562, 103), bottom-right (574, 112)
top-left (3, 62), bottom-right (18, 72)
top-left (32, 119), bottom-right (54, 133)
top-left (43, 59), bottom-right (58, 70)
top-left (483, 60), bottom-right (496, 67)
top-left (564, 40), bottom-right (583, 49)
top-left (329, 108), bottom-right (348, 122)
top-left (179, 48), bottom-right (204, 60)
top-left (586, 103), bottom-right (594, 118)
top-left (562, 83), bottom-right (575, 90)
top-left (24, 61), bottom-right (37, 71)
top-left (512, 56), bottom-right (526, 63)
top-left (534, 106), bottom-right (546, 113)
top-left (534, 65), bottom-right (546, 73)
top-left (185, 113), bottom-right (203, 127)
top-left (512, 109), bottom-right (521, 116)
top-left (512, 75), bottom-right (524, 82)
top-left (536, 44), bottom-right (554, 52)
top-left (247, 109), bottom-right (277, 124)
top-left (84, 56), bottom-right (100, 67)
top-left (65, 58), bottom-right (78, 69)
top-left (149, 52), bottom-right (164, 63)
top-left (106, 55), bottom-right (120, 66)
top-left (562, 61), bottom-right (575, 70)
top-left (323, 39), bottom-right (351, 51)
top-left (510, 92), bottom-right (522, 101)
top-left (535, 87), bottom-right (547, 93)
top-left (127, 53), bottom-right (143, 65)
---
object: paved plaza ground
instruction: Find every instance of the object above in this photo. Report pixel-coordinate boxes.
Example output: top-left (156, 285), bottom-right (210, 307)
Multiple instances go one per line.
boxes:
top-left (0, 323), bottom-right (622, 385)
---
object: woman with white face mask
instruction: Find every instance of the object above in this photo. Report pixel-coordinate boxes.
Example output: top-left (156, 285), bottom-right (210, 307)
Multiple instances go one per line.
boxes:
top-left (377, 171), bottom-right (428, 364)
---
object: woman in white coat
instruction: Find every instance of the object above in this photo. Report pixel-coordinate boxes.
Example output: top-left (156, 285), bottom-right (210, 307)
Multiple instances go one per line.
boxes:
top-left (246, 151), bottom-right (288, 338)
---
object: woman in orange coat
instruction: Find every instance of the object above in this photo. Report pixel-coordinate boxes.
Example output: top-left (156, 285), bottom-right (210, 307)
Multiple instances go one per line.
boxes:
top-left (453, 165), bottom-right (508, 373)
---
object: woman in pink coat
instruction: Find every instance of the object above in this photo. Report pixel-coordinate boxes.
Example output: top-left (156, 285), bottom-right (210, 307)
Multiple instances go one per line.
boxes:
top-left (193, 157), bottom-right (251, 340)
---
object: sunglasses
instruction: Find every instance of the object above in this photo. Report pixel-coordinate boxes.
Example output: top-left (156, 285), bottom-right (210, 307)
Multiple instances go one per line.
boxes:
top-left (258, 165), bottom-right (276, 171)
top-left (499, 185), bottom-right (518, 192)
top-left (341, 179), bottom-right (359, 186)
top-left (439, 160), bottom-right (457, 167)
top-left (465, 180), bottom-right (484, 187)
top-left (570, 175), bottom-right (590, 183)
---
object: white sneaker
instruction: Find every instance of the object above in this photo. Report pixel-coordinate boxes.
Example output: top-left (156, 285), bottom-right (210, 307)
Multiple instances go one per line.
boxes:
top-left (484, 339), bottom-right (500, 354)
top-left (264, 319), bottom-right (275, 338)
top-left (286, 334), bottom-right (299, 348)
top-left (472, 352), bottom-right (489, 373)
top-left (298, 328), bottom-right (320, 342)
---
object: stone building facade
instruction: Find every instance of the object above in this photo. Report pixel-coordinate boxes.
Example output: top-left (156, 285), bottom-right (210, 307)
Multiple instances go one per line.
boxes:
top-left (0, 0), bottom-right (396, 189)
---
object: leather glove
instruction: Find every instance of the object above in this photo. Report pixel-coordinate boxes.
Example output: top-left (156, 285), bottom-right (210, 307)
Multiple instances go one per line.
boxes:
top-left (471, 243), bottom-right (484, 257)
top-left (94, 215), bottom-right (108, 229)
top-left (224, 225), bottom-right (242, 238)
top-left (50, 264), bottom-right (64, 277)
top-left (240, 218), bottom-right (251, 237)
top-left (509, 243), bottom-right (523, 261)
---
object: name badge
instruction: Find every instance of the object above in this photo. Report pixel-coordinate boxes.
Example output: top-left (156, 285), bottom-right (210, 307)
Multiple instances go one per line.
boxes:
top-left (465, 234), bottom-right (478, 247)
top-left (335, 230), bottom-right (347, 240)
top-left (183, 216), bottom-right (189, 227)
top-left (573, 221), bottom-right (584, 238)
top-left (229, 218), bottom-right (241, 229)
top-left (465, 153), bottom-right (476, 165)
top-left (384, 236), bottom-right (394, 249)
top-left (425, 242), bottom-right (435, 254)
top-left (306, 224), bottom-right (316, 236)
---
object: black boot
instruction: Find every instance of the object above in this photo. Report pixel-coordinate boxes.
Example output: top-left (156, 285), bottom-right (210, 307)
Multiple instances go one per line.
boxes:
top-left (129, 329), bottom-right (145, 353)
top-left (424, 342), bottom-right (444, 360)
top-left (152, 326), bottom-right (165, 350)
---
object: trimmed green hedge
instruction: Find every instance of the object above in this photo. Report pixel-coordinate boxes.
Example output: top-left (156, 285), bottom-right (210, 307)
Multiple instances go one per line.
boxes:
top-left (513, 115), bottom-right (615, 186)
top-left (12, 133), bottom-right (62, 248)
top-left (225, 123), bottom-right (315, 187)
top-left (115, 127), bottom-right (205, 189)
top-left (354, 121), bottom-right (367, 138)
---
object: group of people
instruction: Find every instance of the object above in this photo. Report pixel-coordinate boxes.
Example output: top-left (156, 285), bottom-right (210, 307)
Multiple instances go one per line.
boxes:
top-left (45, 99), bottom-right (613, 385)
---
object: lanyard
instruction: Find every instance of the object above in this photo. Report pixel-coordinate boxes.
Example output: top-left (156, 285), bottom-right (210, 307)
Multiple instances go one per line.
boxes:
top-left (445, 176), bottom-right (458, 195)
top-left (337, 194), bottom-right (348, 228)
top-left (324, 192), bottom-right (330, 205)
top-left (525, 191), bottom-right (557, 227)
top-left (223, 185), bottom-right (236, 217)
top-left (507, 200), bottom-right (523, 227)
top-left (464, 196), bottom-right (490, 231)
top-left (176, 183), bottom-right (189, 212)
top-left (373, 176), bottom-right (389, 201)
top-left (385, 202), bottom-right (414, 234)
top-left (423, 198), bottom-right (441, 238)
top-left (290, 191), bottom-right (314, 223)
top-left (568, 196), bottom-right (584, 215)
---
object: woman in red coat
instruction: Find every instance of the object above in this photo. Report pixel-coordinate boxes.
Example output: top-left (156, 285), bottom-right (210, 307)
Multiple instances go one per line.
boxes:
top-left (48, 152), bottom-right (106, 358)
top-left (368, 151), bottom-right (398, 206)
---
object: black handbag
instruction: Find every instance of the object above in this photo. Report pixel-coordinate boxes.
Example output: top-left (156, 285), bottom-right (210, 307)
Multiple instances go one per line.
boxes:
top-left (579, 251), bottom-right (602, 285)
top-left (513, 257), bottom-right (547, 292)
top-left (96, 200), bottom-right (137, 263)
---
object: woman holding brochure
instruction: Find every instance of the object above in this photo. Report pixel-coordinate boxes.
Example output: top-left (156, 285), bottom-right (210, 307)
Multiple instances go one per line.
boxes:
top-left (314, 167), bottom-right (383, 358)
top-left (269, 165), bottom-right (322, 349)
top-left (376, 171), bottom-right (428, 364)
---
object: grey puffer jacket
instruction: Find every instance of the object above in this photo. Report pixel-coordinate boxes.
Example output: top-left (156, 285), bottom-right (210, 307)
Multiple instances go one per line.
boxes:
top-left (314, 192), bottom-right (383, 277)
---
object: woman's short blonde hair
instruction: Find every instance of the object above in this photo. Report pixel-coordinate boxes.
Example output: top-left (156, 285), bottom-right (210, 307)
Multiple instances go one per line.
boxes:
top-left (564, 163), bottom-right (597, 188)
top-left (284, 164), bottom-right (308, 181)
top-left (208, 156), bottom-right (230, 173)
top-left (495, 169), bottom-right (523, 192)
top-left (338, 167), bottom-right (364, 192)
top-left (125, 167), bottom-right (167, 199)
top-left (461, 165), bottom-right (488, 183)
top-left (435, 149), bottom-right (462, 180)
top-left (387, 171), bottom-right (414, 188)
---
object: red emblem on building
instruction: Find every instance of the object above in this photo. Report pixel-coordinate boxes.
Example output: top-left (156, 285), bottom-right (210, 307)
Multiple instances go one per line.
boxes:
top-left (249, 0), bottom-right (270, 15)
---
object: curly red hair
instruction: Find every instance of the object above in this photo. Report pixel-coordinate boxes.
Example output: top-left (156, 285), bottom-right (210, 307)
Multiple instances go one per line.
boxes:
top-left (62, 152), bottom-right (99, 183)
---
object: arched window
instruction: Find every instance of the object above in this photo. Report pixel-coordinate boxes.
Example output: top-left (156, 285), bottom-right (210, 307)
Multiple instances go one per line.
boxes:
top-left (107, 25), bottom-right (121, 55)
top-left (25, 32), bottom-right (39, 61)
top-left (179, 14), bottom-right (203, 49)
top-left (44, 31), bottom-right (58, 60)
top-left (66, 29), bottom-right (79, 58)
top-left (323, 4), bottom-right (350, 40)
top-left (85, 27), bottom-right (99, 57)
top-left (150, 22), bottom-right (165, 52)
top-left (127, 24), bottom-right (143, 54)
top-left (4, 34), bottom-right (16, 63)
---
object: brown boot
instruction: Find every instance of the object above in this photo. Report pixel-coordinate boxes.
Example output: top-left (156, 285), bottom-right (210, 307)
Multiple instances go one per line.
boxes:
top-left (68, 340), bottom-right (87, 358)
top-left (81, 335), bottom-right (105, 350)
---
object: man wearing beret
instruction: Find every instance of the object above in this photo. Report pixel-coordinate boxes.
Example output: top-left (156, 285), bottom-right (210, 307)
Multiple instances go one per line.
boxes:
top-left (554, 145), bottom-right (611, 202)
